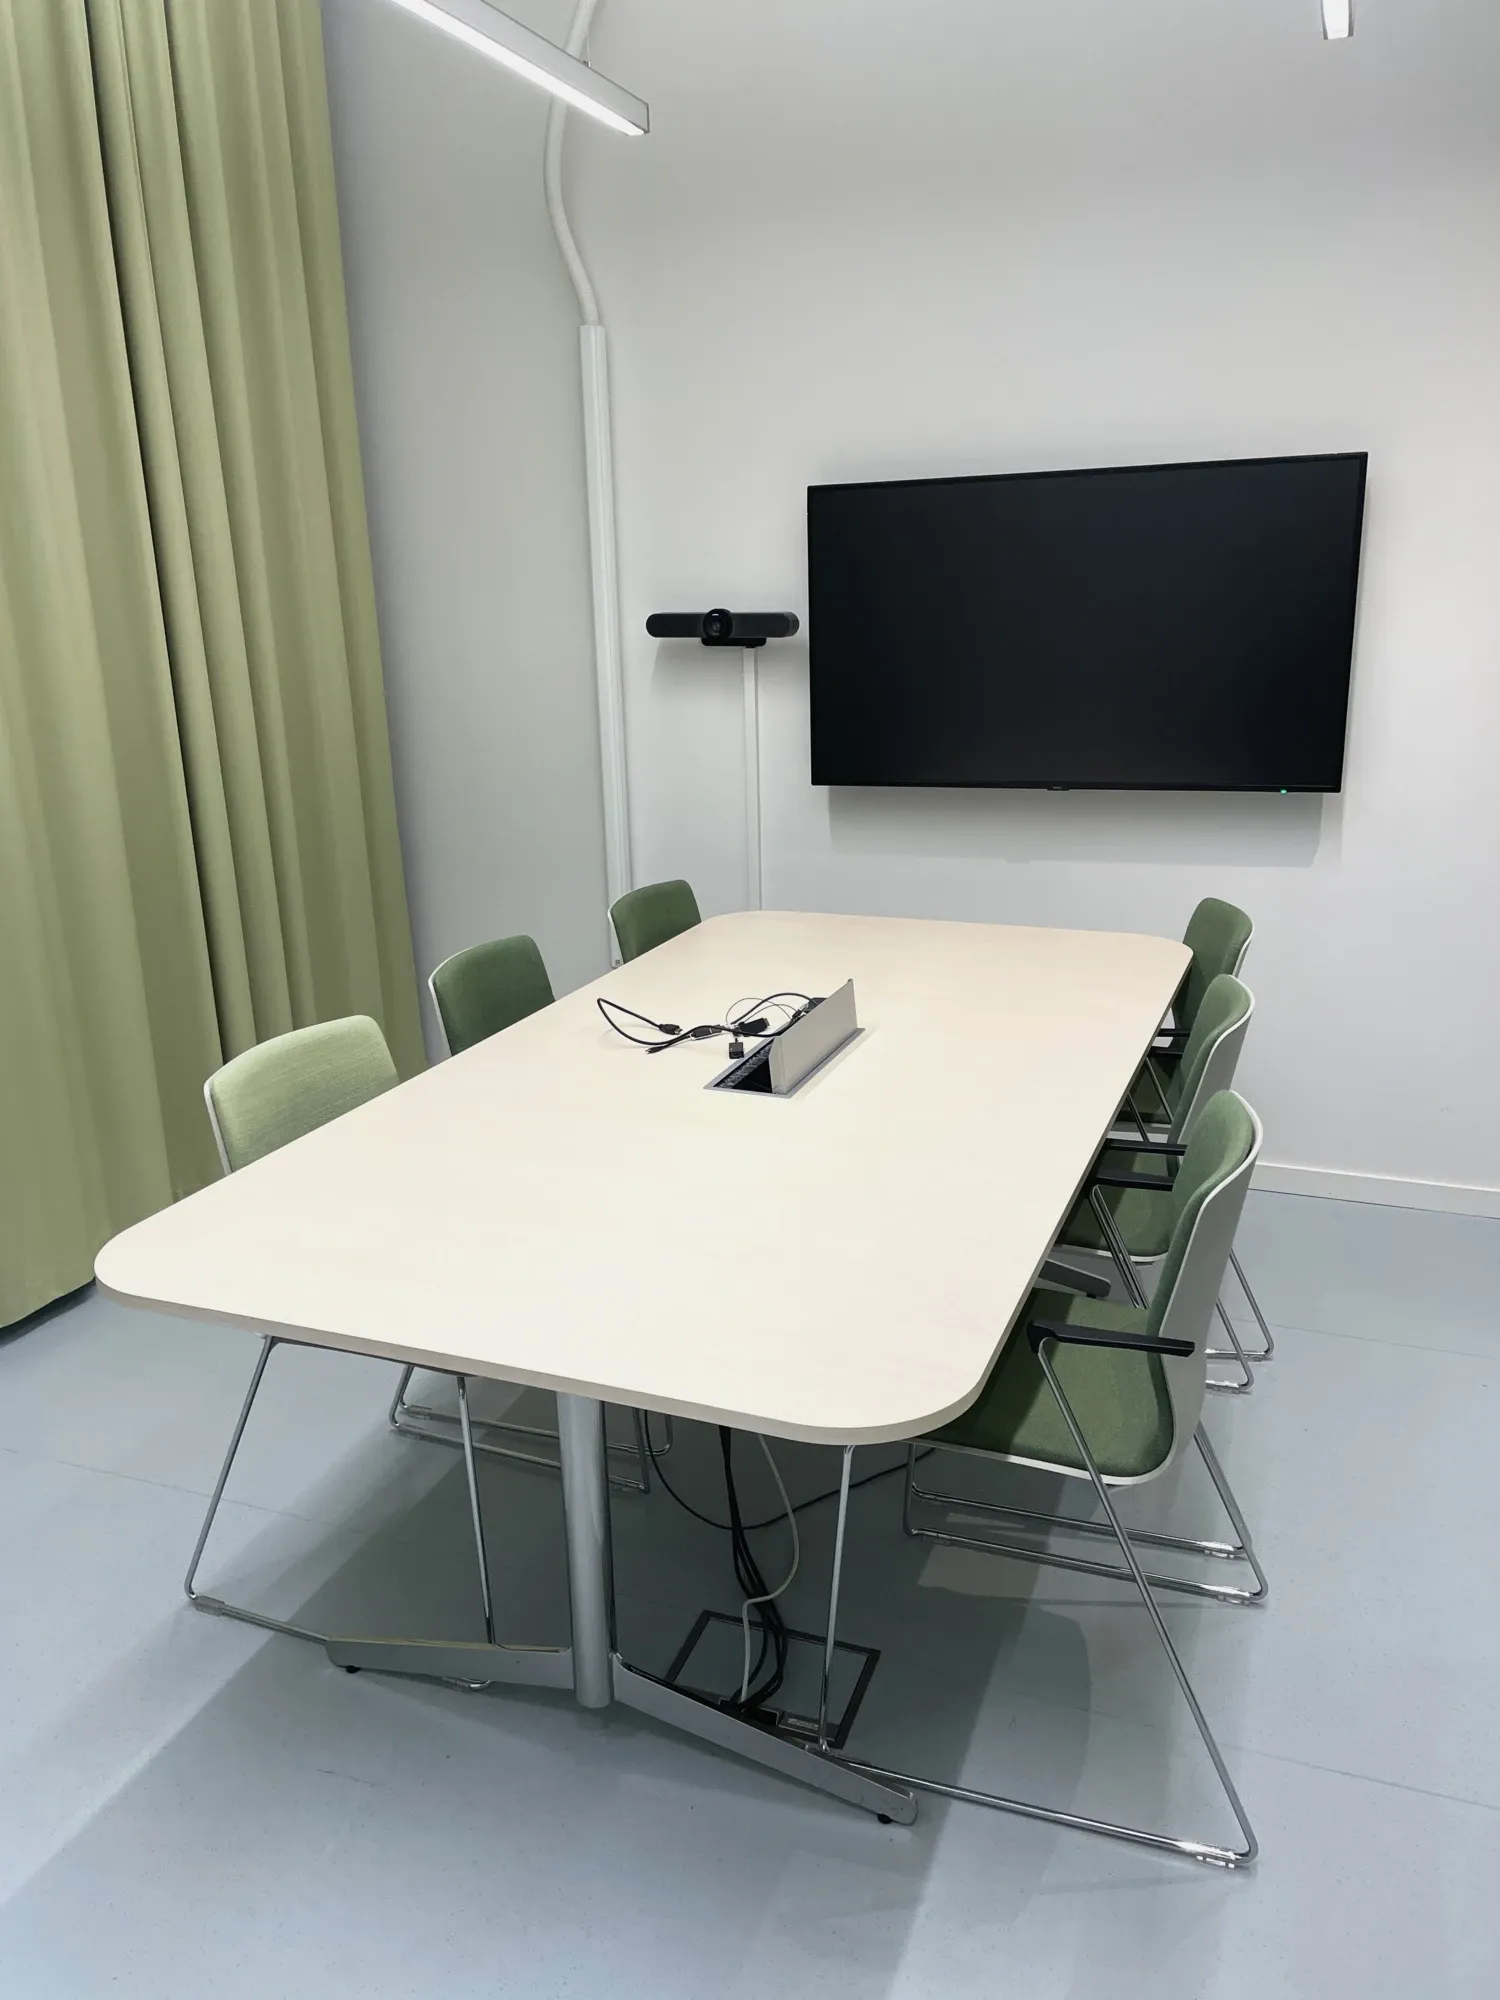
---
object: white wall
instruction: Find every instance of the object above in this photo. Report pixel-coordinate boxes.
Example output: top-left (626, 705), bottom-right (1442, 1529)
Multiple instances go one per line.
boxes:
top-left (320, 0), bottom-right (610, 1052)
top-left (572, 0), bottom-right (1500, 1206)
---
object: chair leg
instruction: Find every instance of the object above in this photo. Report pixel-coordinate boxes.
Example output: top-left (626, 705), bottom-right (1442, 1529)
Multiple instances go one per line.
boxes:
top-left (1033, 1340), bottom-right (1257, 1865)
top-left (1089, 1163), bottom-right (1271, 1379)
top-left (386, 1363), bottom-right (416, 1435)
top-left (853, 1372), bottom-right (1259, 1867)
top-left (185, 1337), bottom-right (352, 1644)
top-left (1089, 1195), bottom-right (1252, 1396)
top-left (1191, 1423), bottom-right (1267, 1601)
top-left (456, 1375), bottom-right (496, 1645)
top-left (187, 1338), bottom-right (536, 1662)
top-left (1229, 1248), bottom-right (1276, 1361)
top-left (1205, 1300), bottom-right (1255, 1395)
top-left (817, 1446), bottom-right (856, 1751)
top-left (1208, 1254), bottom-right (1274, 1368)
top-left (1123, 1090), bottom-right (1154, 1144)
top-left (904, 1428), bottom-right (1268, 1607)
top-left (1141, 1056), bottom-right (1175, 1127)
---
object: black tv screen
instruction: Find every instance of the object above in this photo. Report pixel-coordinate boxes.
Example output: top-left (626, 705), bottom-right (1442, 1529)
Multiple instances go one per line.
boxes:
top-left (807, 453), bottom-right (1367, 791)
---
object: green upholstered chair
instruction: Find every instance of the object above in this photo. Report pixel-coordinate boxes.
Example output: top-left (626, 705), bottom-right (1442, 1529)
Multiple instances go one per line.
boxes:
top-left (190, 1017), bottom-right (504, 1658)
top-left (1178, 897), bottom-right (1254, 1036)
top-left (204, 1016), bottom-right (396, 1173)
top-left (895, 1091), bottom-right (1265, 1866)
top-left (1054, 974), bottom-right (1262, 1392)
top-left (428, 933), bottom-right (555, 1056)
top-left (610, 878), bottom-right (701, 962)
top-left (1138, 896), bottom-right (1253, 1103)
top-left (1134, 901), bottom-right (1273, 1365)
top-left (1131, 971), bottom-right (1252, 1148)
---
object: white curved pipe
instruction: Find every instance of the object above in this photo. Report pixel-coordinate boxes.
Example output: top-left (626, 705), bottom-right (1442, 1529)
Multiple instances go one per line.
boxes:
top-left (577, 321), bottom-right (630, 912)
top-left (545, 0), bottom-right (633, 924)
top-left (544, 0), bottom-right (602, 324)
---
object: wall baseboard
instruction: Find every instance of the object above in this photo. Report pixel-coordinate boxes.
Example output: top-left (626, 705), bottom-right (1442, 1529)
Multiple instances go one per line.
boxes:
top-left (1254, 1161), bottom-right (1500, 1220)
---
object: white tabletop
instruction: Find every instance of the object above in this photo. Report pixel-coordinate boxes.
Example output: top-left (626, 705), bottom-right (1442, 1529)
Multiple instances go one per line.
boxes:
top-left (96, 912), bottom-right (1189, 1446)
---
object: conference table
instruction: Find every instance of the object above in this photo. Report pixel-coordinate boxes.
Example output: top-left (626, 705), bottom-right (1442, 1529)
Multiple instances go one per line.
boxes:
top-left (96, 910), bottom-right (1190, 1825)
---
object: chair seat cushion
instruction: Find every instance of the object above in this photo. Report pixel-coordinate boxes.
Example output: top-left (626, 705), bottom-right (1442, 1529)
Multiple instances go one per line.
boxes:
top-left (931, 1290), bottom-right (1176, 1480)
top-left (1056, 1151), bottom-right (1172, 1260)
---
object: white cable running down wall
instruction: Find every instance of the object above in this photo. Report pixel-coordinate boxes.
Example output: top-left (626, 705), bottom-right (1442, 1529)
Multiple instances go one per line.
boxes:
top-left (546, 1), bottom-right (769, 918)
top-left (545, 0), bottom-right (634, 924)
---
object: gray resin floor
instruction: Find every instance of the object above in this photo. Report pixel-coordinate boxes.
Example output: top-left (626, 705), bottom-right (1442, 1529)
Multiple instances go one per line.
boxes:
top-left (0, 1190), bottom-right (1497, 1998)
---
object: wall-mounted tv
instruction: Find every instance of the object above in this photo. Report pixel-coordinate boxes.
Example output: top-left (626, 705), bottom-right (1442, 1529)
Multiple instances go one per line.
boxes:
top-left (807, 452), bottom-right (1367, 792)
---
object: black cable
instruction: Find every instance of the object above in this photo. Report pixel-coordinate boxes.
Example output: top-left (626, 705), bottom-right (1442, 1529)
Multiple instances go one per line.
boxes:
top-left (595, 997), bottom-right (686, 1047)
top-left (720, 1432), bottom-right (800, 1712)
top-left (719, 1428), bottom-right (788, 1713)
top-left (732, 991), bottom-right (815, 1021)
top-left (597, 991), bottom-right (816, 1056)
top-left (645, 992), bottom-right (816, 1057)
top-left (644, 1432), bottom-right (933, 1534)
top-left (649, 1430), bottom-right (933, 1720)
top-left (719, 1432), bottom-right (772, 1705)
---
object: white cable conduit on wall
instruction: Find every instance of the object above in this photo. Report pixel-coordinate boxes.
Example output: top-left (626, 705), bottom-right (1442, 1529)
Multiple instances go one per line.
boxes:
top-left (544, 0), bottom-right (634, 925)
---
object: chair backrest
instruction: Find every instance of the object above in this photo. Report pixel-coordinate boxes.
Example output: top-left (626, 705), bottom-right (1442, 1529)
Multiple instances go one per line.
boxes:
top-left (1165, 974), bottom-right (1254, 1142)
top-left (1145, 1090), bottom-right (1263, 1467)
top-left (1179, 897), bottom-right (1253, 1034)
top-left (204, 1016), bottom-right (397, 1174)
top-left (610, 878), bottom-right (701, 963)
top-left (428, 934), bottom-right (554, 1056)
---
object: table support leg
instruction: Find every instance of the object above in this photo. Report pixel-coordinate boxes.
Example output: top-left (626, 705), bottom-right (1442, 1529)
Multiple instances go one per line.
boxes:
top-left (557, 1392), bottom-right (615, 1710)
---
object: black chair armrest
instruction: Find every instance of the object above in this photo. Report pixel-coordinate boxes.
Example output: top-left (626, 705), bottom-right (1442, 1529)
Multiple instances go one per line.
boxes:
top-left (1027, 1320), bottom-right (1195, 1359)
top-left (1101, 1138), bottom-right (1185, 1162)
top-left (1038, 1258), bottom-right (1111, 1299)
top-left (1090, 1170), bottom-right (1175, 1192)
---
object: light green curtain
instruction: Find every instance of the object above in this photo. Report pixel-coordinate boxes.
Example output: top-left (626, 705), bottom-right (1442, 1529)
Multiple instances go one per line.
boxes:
top-left (0, 0), bottom-right (424, 1326)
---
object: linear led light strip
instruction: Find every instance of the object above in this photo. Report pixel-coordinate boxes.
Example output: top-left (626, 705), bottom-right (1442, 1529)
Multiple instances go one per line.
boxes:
top-left (1321, 0), bottom-right (1354, 38)
top-left (383, 0), bottom-right (649, 135)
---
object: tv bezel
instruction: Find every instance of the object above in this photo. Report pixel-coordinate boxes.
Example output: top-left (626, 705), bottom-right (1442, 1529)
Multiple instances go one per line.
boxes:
top-left (806, 450), bottom-right (1368, 795)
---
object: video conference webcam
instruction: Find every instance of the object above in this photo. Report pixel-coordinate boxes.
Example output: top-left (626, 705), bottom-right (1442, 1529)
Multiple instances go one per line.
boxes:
top-left (646, 609), bottom-right (801, 649)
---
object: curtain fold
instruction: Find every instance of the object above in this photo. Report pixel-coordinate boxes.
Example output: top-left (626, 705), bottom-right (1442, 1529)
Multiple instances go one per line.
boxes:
top-left (0, 0), bottom-right (424, 1326)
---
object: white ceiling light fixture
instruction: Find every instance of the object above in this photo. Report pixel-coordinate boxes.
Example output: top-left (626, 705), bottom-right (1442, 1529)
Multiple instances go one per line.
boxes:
top-left (1321, 0), bottom-right (1354, 38)
top-left (382, 0), bottom-right (649, 135)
